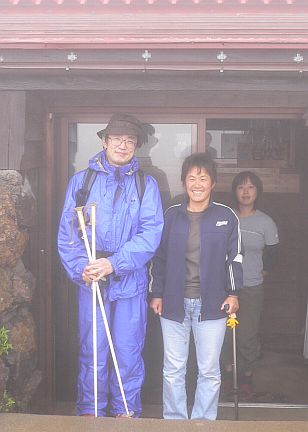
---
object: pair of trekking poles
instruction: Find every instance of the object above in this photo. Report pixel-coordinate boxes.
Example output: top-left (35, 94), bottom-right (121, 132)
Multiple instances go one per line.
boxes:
top-left (75, 204), bottom-right (133, 418)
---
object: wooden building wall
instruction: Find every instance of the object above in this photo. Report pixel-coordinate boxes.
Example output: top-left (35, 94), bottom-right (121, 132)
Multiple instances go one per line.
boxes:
top-left (22, 92), bottom-right (54, 411)
top-left (0, 91), bottom-right (25, 170)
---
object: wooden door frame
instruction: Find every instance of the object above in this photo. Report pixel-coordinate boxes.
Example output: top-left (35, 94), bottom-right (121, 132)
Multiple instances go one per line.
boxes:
top-left (38, 111), bottom-right (56, 413)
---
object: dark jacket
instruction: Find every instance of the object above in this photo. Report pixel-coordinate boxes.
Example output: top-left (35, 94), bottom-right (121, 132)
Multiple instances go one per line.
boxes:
top-left (151, 200), bottom-right (243, 322)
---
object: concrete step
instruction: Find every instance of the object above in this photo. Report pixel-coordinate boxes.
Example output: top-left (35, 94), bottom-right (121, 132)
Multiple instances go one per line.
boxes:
top-left (2, 413), bottom-right (308, 432)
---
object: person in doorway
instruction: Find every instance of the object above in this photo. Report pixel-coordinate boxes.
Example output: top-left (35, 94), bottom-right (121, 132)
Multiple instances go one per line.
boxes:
top-left (221, 171), bottom-right (279, 400)
top-left (58, 113), bottom-right (164, 417)
top-left (150, 152), bottom-right (243, 420)
top-left (205, 132), bottom-right (218, 159)
top-left (137, 123), bottom-right (172, 209)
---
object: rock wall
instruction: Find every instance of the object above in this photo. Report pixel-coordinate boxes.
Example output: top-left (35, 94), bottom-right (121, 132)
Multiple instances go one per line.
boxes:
top-left (0, 170), bottom-right (41, 412)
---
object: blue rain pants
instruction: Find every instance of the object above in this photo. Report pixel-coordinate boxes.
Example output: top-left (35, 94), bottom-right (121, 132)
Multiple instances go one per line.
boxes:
top-left (76, 283), bottom-right (148, 417)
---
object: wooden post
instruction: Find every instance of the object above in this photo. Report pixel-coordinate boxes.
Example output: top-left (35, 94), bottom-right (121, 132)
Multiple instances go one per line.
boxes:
top-left (0, 91), bottom-right (25, 169)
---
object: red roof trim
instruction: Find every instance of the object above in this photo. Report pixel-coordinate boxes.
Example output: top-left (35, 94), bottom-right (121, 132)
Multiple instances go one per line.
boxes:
top-left (1, 12), bottom-right (308, 47)
top-left (1, 0), bottom-right (304, 4)
top-left (0, 0), bottom-right (307, 12)
top-left (1, 2), bottom-right (308, 50)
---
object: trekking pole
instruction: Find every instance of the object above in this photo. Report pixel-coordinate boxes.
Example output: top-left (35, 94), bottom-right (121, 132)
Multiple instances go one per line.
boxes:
top-left (227, 312), bottom-right (239, 421)
top-left (75, 206), bottom-right (133, 418)
top-left (224, 304), bottom-right (239, 421)
top-left (75, 205), bottom-right (98, 416)
top-left (95, 283), bottom-right (132, 417)
top-left (90, 204), bottom-right (98, 417)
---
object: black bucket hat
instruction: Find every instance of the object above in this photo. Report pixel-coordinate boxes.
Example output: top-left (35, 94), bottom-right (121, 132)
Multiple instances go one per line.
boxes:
top-left (97, 113), bottom-right (147, 147)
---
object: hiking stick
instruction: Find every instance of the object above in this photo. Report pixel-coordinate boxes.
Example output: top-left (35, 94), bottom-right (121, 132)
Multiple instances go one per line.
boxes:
top-left (90, 204), bottom-right (98, 418)
top-left (75, 206), bottom-right (132, 417)
top-left (95, 283), bottom-right (131, 417)
top-left (224, 304), bottom-right (239, 420)
top-left (231, 314), bottom-right (239, 420)
top-left (75, 205), bottom-right (98, 417)
top-left (227, 311), bottom-right (239, 421)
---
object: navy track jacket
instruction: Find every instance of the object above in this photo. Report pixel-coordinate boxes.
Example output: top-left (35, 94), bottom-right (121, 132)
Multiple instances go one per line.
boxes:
top-left (151, 200), bottom-right (243, 322)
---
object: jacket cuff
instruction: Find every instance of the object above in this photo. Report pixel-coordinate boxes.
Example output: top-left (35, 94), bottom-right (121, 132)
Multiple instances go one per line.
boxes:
top-left (227, 290), bottom-right (239, 297)
top-left (150, 292), bottom-right (163, 299)
top-left (75, 260), bottom-right (89, 283)
top-left (107, 255), bottom-right (118, 274)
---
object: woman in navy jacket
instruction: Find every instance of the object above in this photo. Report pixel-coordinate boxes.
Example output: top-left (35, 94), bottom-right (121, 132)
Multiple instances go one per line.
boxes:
top-left (150, 153), bottom-right (243, 420)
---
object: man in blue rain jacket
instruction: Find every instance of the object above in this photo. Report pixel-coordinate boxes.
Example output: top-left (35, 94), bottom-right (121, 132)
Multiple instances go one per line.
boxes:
top-left (58, 113), bottom-right (164, 417)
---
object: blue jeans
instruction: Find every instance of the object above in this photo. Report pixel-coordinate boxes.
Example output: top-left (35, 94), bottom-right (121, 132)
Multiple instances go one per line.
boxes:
top-left (160, 298), bottom-right (226, 420)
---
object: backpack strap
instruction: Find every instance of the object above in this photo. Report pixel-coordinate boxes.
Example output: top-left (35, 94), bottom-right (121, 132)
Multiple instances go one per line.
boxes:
top-left (135, 169), bottom-right (146, 203)
top-left (75, 167), bottom-right (146, 208)
top-left (75, 168), bottom-right (98, 208)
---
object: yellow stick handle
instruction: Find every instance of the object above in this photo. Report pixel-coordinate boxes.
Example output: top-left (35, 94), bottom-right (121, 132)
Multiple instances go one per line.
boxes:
top-left (227, 313), bottom-right (239, 330)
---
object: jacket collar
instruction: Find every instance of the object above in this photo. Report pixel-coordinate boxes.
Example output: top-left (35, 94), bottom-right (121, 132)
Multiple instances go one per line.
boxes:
top-left (89, 150), bottom-right (139, 177)
top-left (178, 196), bottom-right (214, 214)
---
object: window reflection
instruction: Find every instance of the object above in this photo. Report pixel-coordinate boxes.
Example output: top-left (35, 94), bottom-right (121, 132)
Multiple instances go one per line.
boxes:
top-left (136, 123), bottom-right (196, 207)
top-left (70, 123), bottom-right (106, 175)
top-left (207, 119), bottom-right (292, 166)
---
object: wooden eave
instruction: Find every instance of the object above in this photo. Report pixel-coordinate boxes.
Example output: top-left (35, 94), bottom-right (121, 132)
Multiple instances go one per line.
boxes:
top-left (1, 0), bottom-right (308, 72)
top-left (1, 0), bottom-right (308, 50)
top-left (0, 0), bottom-right (306, 10)
top-left (1, 13), bottom-right (308, 47)
top-left (0, 47), bottom-right (308, 72)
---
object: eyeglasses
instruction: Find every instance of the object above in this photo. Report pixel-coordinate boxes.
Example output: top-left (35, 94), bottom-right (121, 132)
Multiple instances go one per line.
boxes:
top-left (107, 136), bottom-right (138, 149)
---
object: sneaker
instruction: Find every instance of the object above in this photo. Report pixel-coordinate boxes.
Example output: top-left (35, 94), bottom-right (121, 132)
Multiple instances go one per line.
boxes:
top-left (115, 412), bottom-right (134, 418)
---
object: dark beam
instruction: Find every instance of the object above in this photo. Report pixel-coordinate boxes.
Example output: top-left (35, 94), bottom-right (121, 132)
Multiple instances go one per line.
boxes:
top-left (1, 70), bottom-right (308, 93)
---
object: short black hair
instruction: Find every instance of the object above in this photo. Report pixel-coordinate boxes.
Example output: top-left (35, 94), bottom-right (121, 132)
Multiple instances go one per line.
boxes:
top-left (232, 171), bottom-right (263, 209)
top-left (181, 152), bottom-right (217, 184)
